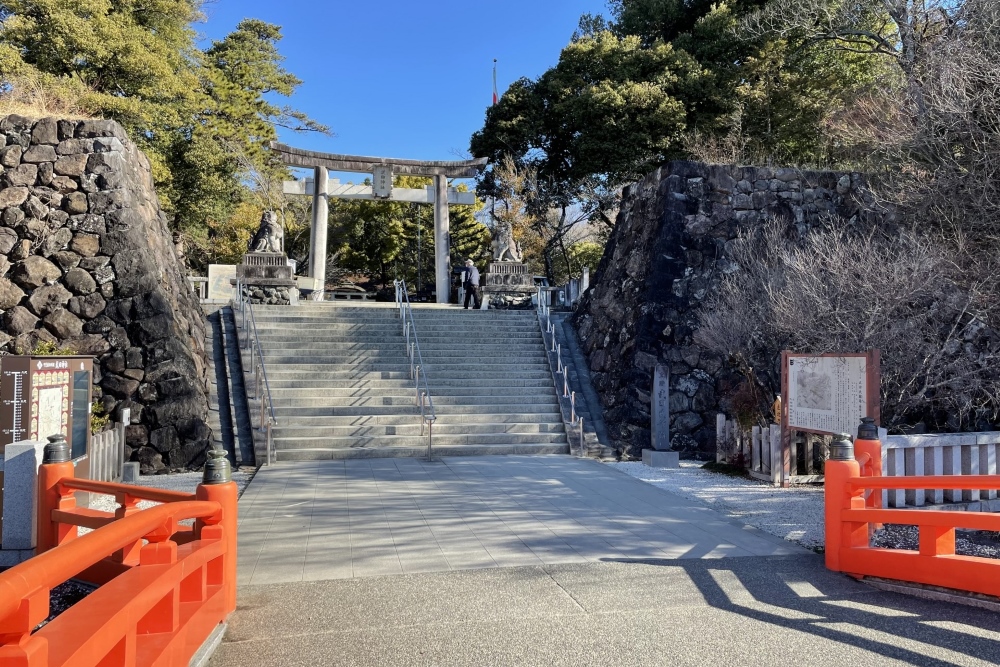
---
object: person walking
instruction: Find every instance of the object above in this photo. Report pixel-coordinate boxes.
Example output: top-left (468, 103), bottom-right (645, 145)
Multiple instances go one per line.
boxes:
top-left (462, 259), bottom-right (482, 309)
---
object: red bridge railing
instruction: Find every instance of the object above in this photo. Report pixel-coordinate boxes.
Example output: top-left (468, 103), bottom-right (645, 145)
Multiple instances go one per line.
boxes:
top-left (0, 442), bottom-right (237, 667)
top-left (825, 431), bottom-right (1000, 598)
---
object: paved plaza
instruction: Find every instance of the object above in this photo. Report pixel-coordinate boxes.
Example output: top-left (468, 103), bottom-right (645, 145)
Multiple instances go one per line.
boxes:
top-left (235, 455), bottom-right (804, 584)
top-left (213, 556), bottom-right (1000, 666)
top-left (214, 456), bottom-right (1000, 666)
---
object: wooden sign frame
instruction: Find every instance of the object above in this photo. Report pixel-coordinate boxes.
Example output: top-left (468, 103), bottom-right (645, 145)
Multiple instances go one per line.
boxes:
top-left (779, 350), bottom-right (880, 486)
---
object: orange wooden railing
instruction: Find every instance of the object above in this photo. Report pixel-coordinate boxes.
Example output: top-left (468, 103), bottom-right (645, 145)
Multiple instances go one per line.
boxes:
top-left (0, 446), bottom-right (237, 667)
top-left (826, 432), bottom-right (1000, 598)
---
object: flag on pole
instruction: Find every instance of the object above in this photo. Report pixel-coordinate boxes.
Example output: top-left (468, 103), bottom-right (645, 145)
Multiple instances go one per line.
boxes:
top-left (492, 59), bottom-right (498, 105)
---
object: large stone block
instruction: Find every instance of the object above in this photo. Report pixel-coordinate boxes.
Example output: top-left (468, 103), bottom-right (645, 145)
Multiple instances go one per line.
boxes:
top-left (11, 256), bottom-right (61, 289)
top-left (0, 278), bottom-right (25, 309)
top-left (1, 441), bottom-right (47, 549)
top-left (642, 449), bottom-right (680, 469)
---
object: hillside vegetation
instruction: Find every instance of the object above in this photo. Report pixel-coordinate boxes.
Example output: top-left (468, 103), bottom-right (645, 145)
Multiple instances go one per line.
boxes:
top-left (472, 0), bottom-right (1000, 431)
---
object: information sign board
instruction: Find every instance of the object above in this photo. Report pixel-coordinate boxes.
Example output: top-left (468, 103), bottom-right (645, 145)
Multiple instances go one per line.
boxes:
top-left (207, 264), bottom-right (237, 300)
top-left (777, 350), bottom-right (880, 486)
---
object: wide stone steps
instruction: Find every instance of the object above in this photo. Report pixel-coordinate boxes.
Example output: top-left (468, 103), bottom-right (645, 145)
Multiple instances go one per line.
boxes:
top-left (273, 432), bottom-right (568, 449)
top-left (248, 303), bottom-right (565, 461)
top-left (266, 394), bottom-right (558, 408)
top-left (269, 412), bottom-right (564, 427)
top-left (256, 362), bottom-right (553, 373)
top-left (273, 421), bottom-right (565, 437)
top-left (269, 385), bottom-right (556, 398)
top-left (257, 341), bottom-right (546, 351)
top-left (276, 442), bottom-right (569, 461)
top-left (264, 370), bottom-right (555, 381)
top-left (253, 333), bottom-right (544, 343)
top-left (271, 401), bottom-right (558, 417)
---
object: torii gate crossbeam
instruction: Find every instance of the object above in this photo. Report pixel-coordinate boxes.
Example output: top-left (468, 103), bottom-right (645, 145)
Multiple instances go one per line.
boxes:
top-left (271, 143), bottom-right (487, 303)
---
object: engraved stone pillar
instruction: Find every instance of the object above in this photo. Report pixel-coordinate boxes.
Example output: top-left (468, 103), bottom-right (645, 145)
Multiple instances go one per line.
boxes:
top-left (643, 363), bottom-right (678, 467)
top-left (434, 174), bottom-right (450, 303)
top-left (652, 364), bottom-right (670, 450)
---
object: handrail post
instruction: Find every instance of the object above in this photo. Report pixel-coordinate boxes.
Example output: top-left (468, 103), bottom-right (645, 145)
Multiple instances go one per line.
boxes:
top-left (196, 452), bottom-right (239, 616)
top-left (426, 418), bottom-right (434, 462)
top-left (266, 421), bottom-right (273, 466)
top-left (255, 356), bottom-right (262, 400)
top-left (579, 417), bottom-right (585, 454)
top-left (824, 434), bottom-right (866, 572)
top-left (37, 435), bottom-right (78, 554)
top-left (855, 417), bottom-right (883, 510)
top-left (570, 391), bottom-right (576, 422)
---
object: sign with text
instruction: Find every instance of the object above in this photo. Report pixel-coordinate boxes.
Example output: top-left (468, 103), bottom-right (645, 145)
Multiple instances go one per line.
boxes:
top-left (372, 166), bottom-right (393, 199)
top-left (782, 351), bottom-right (880, 437)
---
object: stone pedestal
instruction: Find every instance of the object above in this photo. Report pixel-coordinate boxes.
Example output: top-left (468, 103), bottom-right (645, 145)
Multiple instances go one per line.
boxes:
top-left (237, 253), bottom-right (298, 305)
top-left (482, 261), bottom-right (535, 309)
top-left (642, 449), bottom-right (680, 468)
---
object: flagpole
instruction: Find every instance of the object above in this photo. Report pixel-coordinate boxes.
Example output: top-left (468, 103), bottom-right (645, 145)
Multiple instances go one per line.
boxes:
top-left (492, 58), bottom-right (498, 106)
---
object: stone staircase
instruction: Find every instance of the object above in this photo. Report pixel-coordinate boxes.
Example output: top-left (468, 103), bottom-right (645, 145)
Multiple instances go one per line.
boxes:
top-left (248, 303), bottom-right (569, 460)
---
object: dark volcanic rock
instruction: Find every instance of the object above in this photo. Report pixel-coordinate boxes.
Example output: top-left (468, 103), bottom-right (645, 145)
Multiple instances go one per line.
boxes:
top-left (4, 305), bottom-right (37, 334)
top-left (12, 255), bottom-right (61, 289)
top-left (0, 277), bottom-right (25, 309)
top-left (43, 308), bottom-right (84, 338)
top-left (574, 161), bottom-right (869, 457)
top-left (27, 283), bottom-right (72, 316)
top-left (0, 115), bottom-right (211, 472)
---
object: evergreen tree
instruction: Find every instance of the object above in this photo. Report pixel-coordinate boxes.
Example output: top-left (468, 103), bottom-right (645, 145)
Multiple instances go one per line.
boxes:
top-left (0, 5), bottom-right (325, 269)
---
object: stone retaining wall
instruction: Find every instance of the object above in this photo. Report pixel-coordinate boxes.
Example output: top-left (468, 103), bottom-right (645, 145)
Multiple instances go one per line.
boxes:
top-left (0, 114), bottom-right (210, 472)
top-left (575, 161), bottom-right (869, 458)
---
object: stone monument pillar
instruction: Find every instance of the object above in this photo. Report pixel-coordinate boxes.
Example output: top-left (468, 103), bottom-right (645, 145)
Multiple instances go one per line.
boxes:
top-left (237, 211), bottom-right (298, 305)
top-left (643, 364), bottom-right (679, 467)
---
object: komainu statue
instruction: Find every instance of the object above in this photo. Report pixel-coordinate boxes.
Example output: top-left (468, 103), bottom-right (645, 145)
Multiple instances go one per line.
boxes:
top-left (492, 217), bottom-right (522, 262)
top-left (248, 210), bottom-right (283, 253)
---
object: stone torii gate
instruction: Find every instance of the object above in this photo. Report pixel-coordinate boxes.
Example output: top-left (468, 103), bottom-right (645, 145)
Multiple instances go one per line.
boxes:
top-left (270, 142), bottom-right (487, 303)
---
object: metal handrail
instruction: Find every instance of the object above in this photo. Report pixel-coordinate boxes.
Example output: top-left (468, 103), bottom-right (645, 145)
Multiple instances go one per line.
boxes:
top-left (233, 280), bottom-right (278, 465)
top-left (536, 287), bottom-right (586, 456)
top-left (393, 279), bottom-right (437, 459)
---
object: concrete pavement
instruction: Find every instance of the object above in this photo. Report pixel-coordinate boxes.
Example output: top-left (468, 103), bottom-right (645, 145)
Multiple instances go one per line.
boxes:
top-left (211, 556), bottom-right (1000, 666)
top-left (214, 455), bottom-right (1000, 665)
top-left (235, 456), bottom-right (804, 585)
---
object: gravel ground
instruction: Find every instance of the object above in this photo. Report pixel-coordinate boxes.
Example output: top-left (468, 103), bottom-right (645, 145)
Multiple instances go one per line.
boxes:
top-left (609, 461), bottom-right (826, 550)
top-left (611, 461), bottom-right (1000, 559)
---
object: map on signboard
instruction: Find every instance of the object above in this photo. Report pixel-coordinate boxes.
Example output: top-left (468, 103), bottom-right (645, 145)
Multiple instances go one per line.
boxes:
top-left (207, 264), bottom-right (237, 301)
top-left (787, 355), bottom-right (867, 435)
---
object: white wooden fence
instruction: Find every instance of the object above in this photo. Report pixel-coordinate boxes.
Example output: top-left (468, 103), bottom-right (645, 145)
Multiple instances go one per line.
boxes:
top-left (881, 429), bottom-right (1000, 508)
top-left (90, 413), bottom-right (128, 483)
top-left (716, 415), bottom-right (823, 485)
top-left (715, 412), bottom-right (1000, 504)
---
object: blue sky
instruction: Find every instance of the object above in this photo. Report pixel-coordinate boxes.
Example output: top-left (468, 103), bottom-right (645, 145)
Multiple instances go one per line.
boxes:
top-left (199, 1), bottom-right (610, 184)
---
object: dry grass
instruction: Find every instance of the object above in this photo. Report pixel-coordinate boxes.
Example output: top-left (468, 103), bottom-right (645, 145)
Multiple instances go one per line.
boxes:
top-left (0, 73), bottom-right (95, 120)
